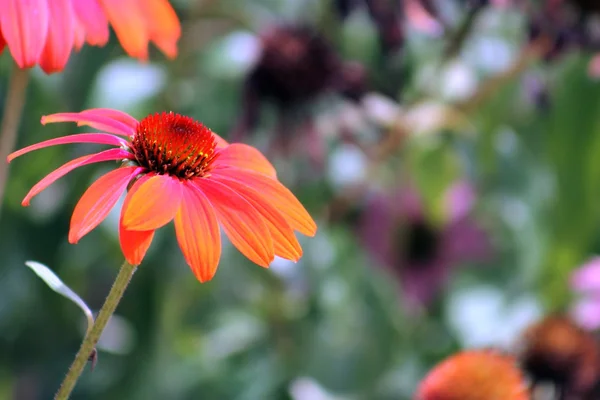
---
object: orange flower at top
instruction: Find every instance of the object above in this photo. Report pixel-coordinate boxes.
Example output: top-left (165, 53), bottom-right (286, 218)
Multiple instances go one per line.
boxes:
top-left (7, 109), bottom-right (317, 282)
top-left (415, 350), bottom-right (529, 400)
top-left (0, 0), bottom-right (180, 73)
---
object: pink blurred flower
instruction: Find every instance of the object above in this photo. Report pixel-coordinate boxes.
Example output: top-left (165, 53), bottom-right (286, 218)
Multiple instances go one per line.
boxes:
top-left (589, 54), bottom-right (600, 79)
top-left (570, 257), bottom-right (600, 330)
top-left (0, 0), bottom-right (181, 73)
top-left (359, 181), bottom-right (491, 309)
top-left (405, 0), bottom-right (443, 36)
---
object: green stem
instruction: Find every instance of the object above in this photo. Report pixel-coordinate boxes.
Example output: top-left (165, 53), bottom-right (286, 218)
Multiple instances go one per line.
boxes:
top-left (54, 260), bottom-right (137, 400)
top-left (0, 66), bottom-right (29, 213)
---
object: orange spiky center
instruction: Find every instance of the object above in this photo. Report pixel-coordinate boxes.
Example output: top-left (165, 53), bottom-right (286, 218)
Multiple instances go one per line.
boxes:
top-left (131, 112), bottom-right (217, 179)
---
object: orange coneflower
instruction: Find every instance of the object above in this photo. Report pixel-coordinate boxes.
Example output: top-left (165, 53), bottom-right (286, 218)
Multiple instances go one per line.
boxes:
top-left (7, 109), bottom-right (317, 282)
top-left (415, 350), bottom-right (529, 400)
top-left (1, 0), bottom-right (180, 73)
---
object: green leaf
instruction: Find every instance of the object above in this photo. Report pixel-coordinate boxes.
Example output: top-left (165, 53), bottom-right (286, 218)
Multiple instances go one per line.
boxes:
top-left (538, 55), bottom-right (600, 308)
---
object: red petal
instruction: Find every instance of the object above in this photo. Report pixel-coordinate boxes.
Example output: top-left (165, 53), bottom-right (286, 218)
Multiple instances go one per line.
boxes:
top-left (210, 169), bottom-right (317, 237)
top-left (195, 179), bottom-right (274, 268)
top-left (0, 0), bottom-right (49, 68)
top-left (174, 182), bottom-right (221, 282)
top-left (122, 174), bottom-right (182, 230)
top-left (73, 0), bottom-right (109, 46)
top-left (141, 0), bottom-right (181, 59)
top-left (213, 143), bottom-right (277, 177)
top-left (69, 166), bottom-right (142, 243)
top-left (119, 175), bottom-right (155, 265)
top-left (39, 0), bottom-right (75, 74)
top-left (212, 176), bottom-right (301, 261)
top-left (8, 133), bottom-right (128, 162)
top-left (21, 148), bottom-right (132, 206)
top-left (101, 0), bottom-right (149, 60)
top-left (0, 32), bottom-right (6, 53)
top-left (119, 226), bottom-right (155, 266)
top-left (41, 111), bottom-right (135, 136)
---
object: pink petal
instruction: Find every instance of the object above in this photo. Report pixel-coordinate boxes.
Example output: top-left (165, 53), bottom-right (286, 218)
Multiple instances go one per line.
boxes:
top-left (213, 143), bottom-right (277, 177)
top-left (21, 148), bottom-right (133, 206)
top-left (195, 178), bottom-right (274, 268)
top-left (122, 174), bottom-right (182, 230)
top-left (119, 175), bottom-right (155, 265)
top-left (571, 257), bottom-right (600, 294)
top-left (0, 0), bottom-right (49, 69)
top-left (38, 0), bottom-right (75, 74)
top-left (174, 182), bottom-right (221, 282)
top-left (41, 111), bottom-right (135, 136)
top-left (212, 175), bottom-right (301, 261)
top-left (72, 0), bottom-right (109, 46)
top-left (444, 181), bottom-right (476, 223)
top-left (69, 166), bottom-right (142, 243)
top-left (8, 133), bottom-right (129, 162)
top-left (81, 108), bottom-right (138, 131)
top-left (210, 168), bottom-right (317, 237)
top-left (571, 295), bottom-right (600, 331)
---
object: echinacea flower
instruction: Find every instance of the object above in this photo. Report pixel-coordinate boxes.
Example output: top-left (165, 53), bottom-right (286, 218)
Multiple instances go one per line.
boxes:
top-left (415, 350), bottom-right (529, 400)
top-left (1, 0), bottom-right (180, 73)
top-left (517, 315), bottom-right (600, 398)
top-left (7, 109), bottom-right (317, 282)
top-left (359, 181), bottom-right (491, 309)
top-left (571, 257), bottom-right (600, 330)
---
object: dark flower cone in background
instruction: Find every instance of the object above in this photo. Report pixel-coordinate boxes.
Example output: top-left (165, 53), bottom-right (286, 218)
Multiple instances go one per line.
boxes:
top-left (230, 24), bottom-right (369, 165)
top-left (570, 0), bottom-right (600, 13)
top-left (230, 24), bottom-right (339, 145)
top-left (247, 26), bottom-right (339, 109)
top-left (415, 350), bottom-right (530, 400)
top-left (517, 315), bottom-right (600, 399)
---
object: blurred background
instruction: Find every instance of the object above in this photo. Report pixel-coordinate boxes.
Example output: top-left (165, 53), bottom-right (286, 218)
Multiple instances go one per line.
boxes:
top-left (2, 0), bottom-right (600, 398)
